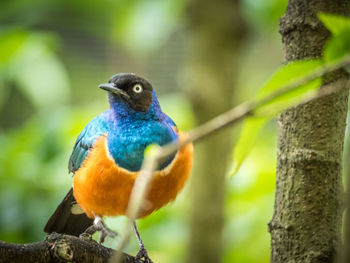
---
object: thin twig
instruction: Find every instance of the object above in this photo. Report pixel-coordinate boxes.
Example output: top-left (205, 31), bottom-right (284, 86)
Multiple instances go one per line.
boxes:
top-left (111, 54), bottom-right (350, 263)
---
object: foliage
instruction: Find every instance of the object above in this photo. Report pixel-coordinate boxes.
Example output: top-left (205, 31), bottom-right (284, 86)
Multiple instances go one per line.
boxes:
top-left (232, 13), bottom-right (350, 176)
top-left (226, 13), bottom-right (350, 263)
top-left (319, 13), bottom-right (350, 62)
top-left (232, 60), bottom-right (323, 175)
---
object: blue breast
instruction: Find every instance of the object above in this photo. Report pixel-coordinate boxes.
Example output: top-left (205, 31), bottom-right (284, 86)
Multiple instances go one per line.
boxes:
top-left (107, 118), bottom-right (178, 171)
top-left (106, 91), bottom-right (178, 171)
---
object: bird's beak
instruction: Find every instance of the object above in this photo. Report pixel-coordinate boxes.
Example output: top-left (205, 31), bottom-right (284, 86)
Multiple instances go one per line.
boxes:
top-left (99, 83), bottom-right (130, 98)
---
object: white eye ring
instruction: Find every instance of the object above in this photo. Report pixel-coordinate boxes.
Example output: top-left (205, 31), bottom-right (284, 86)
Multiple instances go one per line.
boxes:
top-left (133, 84), bottom-right (143, 93)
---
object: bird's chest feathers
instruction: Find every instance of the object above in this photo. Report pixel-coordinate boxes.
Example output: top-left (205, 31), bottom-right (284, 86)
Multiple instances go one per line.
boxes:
top-left (107, 120), bottom-right (176, 171)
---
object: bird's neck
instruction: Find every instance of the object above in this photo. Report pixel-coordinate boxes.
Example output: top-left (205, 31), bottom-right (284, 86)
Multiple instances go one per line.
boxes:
top-left (108, 91), bottom-right (163, 123)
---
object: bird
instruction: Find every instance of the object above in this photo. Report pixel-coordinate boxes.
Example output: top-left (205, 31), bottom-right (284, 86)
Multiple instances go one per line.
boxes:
top-left (44, 73), bottom-right (193, 262)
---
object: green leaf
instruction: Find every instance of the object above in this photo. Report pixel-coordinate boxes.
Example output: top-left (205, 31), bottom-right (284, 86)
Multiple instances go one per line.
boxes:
top-left (257, 59), bottom-right (322, 98)
top-left (231, 59), bottom-right (323, 176)
top-left (230, 117), bottom-right (267, 177)
top-left (318, 13), bottom-right (350, 62)
top-left (257, 78), bottom-right (321, 116)
top-left (318, 13), bottom-right (350, 35)
top-left (324, 30), bottom-right (350, 62)
top-left (257, 59), bottom-right (323, 116)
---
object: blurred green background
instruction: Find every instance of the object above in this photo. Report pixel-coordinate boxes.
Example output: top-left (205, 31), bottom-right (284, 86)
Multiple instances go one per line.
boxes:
top-left (0, 0), bottom-right (289, 262)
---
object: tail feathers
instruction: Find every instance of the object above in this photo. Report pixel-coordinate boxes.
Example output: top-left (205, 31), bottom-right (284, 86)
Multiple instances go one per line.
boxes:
top-left (44, 188), bottom-right (93, 237)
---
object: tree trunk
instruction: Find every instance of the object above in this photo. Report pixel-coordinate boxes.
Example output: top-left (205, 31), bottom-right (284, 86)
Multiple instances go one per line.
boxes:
top-left (269, 1), bottom-right (350, 263)
top-left (344, 138), bottom-right (350, 263)
top-left (185, 0), bottom-right (246, 262)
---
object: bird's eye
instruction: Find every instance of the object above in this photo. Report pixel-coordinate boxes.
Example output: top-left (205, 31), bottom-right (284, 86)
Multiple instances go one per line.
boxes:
top-left (132, 84), bottom-right (143, 93)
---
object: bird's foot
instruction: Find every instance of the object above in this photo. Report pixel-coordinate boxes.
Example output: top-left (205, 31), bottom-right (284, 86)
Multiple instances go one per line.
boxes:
top-left (79, 232), bottom-right (94, 242)
top-left (83, 216), bottom-right (117, 244)
top-left (136, 245), bottom-right (153, 263)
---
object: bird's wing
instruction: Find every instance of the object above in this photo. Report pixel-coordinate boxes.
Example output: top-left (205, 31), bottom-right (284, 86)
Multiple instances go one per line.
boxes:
top-left (68, 111), bottom-right (109, 173)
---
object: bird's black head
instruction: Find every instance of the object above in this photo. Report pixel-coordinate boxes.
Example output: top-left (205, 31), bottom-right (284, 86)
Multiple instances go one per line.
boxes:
top-left (99, 73), bottom-right (153, 112)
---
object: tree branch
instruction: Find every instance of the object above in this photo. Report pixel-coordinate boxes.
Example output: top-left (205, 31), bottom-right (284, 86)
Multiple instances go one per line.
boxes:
top-left (0, 233), bottom-right (139, 263)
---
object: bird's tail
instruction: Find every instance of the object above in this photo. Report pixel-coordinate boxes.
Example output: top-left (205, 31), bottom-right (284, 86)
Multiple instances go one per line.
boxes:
top-left (44, 188), bottom-right (93, 236)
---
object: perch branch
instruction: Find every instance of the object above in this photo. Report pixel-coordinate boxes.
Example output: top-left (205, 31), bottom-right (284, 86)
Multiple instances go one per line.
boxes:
top-left (0, 233), bottom-right (139, 263)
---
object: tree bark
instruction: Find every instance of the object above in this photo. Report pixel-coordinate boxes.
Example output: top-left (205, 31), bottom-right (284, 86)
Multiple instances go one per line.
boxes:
top-left (0, 233), bottom-right (138, 263)
top-left (269, 1), bottom-right (350, 263)
top-left (185, 0), bottom-right (246, 262)
top-left (343, 137), bottom-right (350, 263)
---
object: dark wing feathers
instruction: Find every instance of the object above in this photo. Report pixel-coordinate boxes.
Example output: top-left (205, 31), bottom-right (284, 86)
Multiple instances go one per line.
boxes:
top-left (44, 188), bottom-right (93, 236)
top-left (44, 112), bottom-right (110, 236)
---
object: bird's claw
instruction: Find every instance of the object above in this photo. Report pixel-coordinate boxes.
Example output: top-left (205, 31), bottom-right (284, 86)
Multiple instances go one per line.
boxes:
top-left (79, 232), bottom-right (94, 242)
top-left (83, 217), bottom-right (117, 244)
top-left (136, 246), bottom-right (153, 263)
top-left (98, 223), bottom-right (117, 244)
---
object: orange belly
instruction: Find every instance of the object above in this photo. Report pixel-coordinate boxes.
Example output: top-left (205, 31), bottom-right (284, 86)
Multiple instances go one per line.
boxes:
top-left (73, 132), bottom-right (193, 219)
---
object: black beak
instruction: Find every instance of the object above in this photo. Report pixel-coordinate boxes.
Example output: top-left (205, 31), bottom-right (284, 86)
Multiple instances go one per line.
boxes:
top-left (99, 83), bottom-right (130, 98)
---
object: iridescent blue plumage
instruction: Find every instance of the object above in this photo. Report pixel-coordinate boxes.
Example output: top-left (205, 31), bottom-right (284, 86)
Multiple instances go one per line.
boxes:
top-left (68, 111), bottom-right (109, 173)
top-left (68, 90), bottom-right (178, 173)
